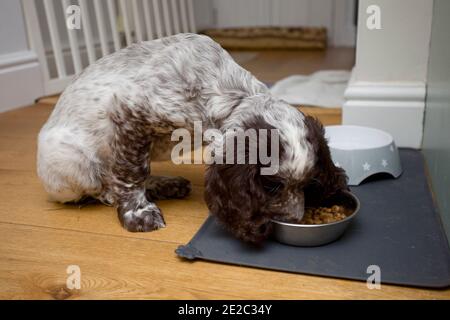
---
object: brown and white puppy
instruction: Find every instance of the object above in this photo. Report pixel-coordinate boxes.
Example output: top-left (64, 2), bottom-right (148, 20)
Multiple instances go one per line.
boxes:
top-left (37, 33), bottom-right (347, 241)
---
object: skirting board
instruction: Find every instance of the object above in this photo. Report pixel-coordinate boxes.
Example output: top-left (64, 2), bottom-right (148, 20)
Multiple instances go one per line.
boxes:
top-left (0, 50), bottom-right (44, 113)
top-left (343, 81), bottom-right (426, 148)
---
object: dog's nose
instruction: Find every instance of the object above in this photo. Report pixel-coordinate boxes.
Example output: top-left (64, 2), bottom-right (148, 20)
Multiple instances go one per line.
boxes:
top-left (290, 191), bottom-right (305, 221)
top-left (268, 190), bottom-right (305, 221)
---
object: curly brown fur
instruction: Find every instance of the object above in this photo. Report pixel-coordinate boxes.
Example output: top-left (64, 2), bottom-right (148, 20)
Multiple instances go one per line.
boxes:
top-left (302, 115), bottom-right (349, 207)
top-left (205, 116), bottom-right (285, 243)
top-left (205, 113), bottom-right (349, 243)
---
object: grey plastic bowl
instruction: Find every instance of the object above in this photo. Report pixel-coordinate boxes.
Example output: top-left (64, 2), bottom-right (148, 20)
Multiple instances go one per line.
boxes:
top-left (271, 192), bottom-right (360, 247)
top-left (325, 125), bottom-right (402, 186)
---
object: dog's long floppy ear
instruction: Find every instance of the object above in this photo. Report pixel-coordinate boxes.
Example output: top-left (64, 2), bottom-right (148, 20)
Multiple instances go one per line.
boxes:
top-left (205, 162), bottom-right (271, 243)
top-left (303, 115), bottom-right (349, 206)
top-left (204, 116), bottom-right (279, 243)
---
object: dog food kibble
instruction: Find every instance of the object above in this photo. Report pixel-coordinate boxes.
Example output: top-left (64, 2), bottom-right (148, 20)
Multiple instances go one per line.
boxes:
top-left (298, 205), bottom-right (349, 225)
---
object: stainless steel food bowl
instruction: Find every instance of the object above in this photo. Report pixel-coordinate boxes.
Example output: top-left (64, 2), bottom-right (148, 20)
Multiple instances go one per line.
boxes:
top-left (271, 192), bottom-right (360, 247)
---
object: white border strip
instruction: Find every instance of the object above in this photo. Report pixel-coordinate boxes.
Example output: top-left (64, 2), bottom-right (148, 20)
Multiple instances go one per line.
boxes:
top-left (343, 81), bottom-right (426, 149)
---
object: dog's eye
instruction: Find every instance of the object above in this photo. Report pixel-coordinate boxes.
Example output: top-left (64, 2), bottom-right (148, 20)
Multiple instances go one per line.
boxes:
top-left (307, 177), bottom-right (323, 187)
top-left (260, 176), bottom-right (284, 195)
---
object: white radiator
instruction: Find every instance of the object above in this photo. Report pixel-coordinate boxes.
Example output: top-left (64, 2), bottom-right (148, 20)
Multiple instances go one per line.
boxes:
top-left (21, 0), bottom-right (197, 95)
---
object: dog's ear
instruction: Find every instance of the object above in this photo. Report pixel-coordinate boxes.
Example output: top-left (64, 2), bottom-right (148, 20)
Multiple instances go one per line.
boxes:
top-left (204, 116), bottom-right (280, 243)
top-left (205, 162), bottom-right (272, 243)
top-left (303, 115), bottom-right (348, 205)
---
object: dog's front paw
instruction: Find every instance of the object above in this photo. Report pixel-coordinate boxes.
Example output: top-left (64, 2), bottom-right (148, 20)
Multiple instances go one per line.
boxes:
top-left (119, 203), bottom-right (166, 232)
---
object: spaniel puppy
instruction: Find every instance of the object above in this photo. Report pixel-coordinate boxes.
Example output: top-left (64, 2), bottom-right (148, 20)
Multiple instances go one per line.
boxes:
top-left (37, 34), bottom-right (347, 240)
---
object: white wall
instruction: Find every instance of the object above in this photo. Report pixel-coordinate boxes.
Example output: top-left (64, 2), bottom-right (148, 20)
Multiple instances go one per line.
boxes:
top-left (0, 0), bottom-right (29, 55)
top-left (354, 0), bottom-right (432, 82)
top-left (422, 0), bottom-right (450, 246)
top-left (0, 0), bottom-right (44, 113)
top-left (343, 0), bottom-right (434, 148)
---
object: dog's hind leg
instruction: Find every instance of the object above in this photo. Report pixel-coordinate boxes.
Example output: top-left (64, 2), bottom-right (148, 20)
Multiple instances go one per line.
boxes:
top-left (145, 136), bottom-right (192, 200)
top-left (145, 176), bottom-right (191, 200)
top-left (37, 127), bottom-right (102, 203)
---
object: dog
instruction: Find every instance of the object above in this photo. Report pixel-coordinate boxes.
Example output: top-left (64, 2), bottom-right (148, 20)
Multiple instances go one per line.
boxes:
top-left (37, 33), bottom-right (347, 242)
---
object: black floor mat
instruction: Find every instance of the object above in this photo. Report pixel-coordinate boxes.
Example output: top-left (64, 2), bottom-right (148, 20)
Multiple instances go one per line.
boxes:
top-left (176, 150), bottom-right (450, 288)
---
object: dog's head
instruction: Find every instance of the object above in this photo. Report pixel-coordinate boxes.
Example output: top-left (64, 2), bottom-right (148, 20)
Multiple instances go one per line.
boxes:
top-left (204, 100), bottom-right (348, 243)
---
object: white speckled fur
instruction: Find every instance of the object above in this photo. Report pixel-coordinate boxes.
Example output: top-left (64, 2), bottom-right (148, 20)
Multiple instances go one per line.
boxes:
top-left (37, 34), bottom-right (315, 229)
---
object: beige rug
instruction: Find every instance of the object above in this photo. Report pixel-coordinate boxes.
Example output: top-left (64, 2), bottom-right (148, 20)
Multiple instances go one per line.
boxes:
top-left (202, 26), bottom-right (327, 50)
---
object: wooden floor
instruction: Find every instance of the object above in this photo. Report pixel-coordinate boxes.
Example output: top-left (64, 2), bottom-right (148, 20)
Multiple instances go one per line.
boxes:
top-left (1, 48), bottom-right (449, 299)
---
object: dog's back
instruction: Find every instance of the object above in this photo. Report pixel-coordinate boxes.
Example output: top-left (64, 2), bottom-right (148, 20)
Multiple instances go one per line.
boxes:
top-left (37, 33), bottom-right (265, 204)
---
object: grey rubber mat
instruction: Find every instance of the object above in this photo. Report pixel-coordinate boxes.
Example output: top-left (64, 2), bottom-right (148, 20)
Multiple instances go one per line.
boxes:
top-left (176, 150), bottom-right (450, 288)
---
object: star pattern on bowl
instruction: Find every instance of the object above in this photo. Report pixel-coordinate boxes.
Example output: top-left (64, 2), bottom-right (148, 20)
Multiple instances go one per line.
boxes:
top-left (363, 162), bottom-right (371, 171)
